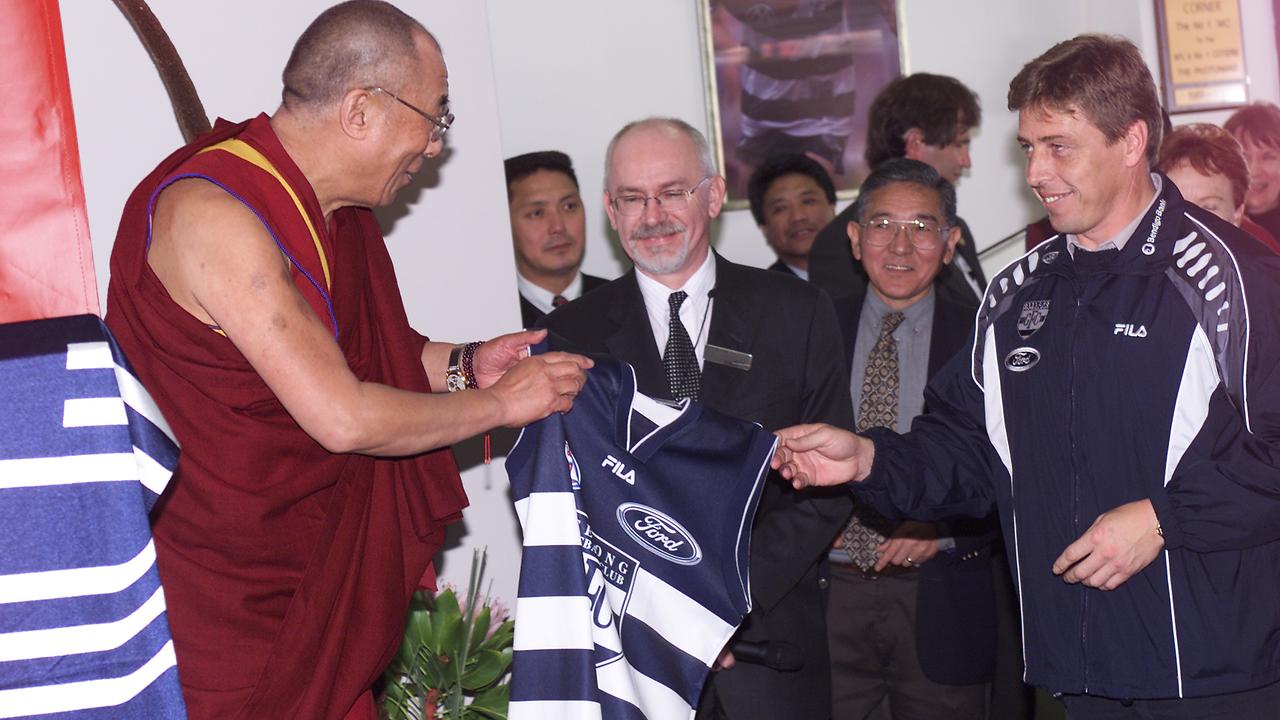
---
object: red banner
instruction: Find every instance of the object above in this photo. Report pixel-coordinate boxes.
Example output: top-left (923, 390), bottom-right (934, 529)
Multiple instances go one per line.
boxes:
top-left (0, 0), bottom-right (99, 322)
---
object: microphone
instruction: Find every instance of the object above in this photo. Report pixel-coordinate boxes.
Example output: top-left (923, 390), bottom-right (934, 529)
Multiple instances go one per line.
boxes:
top-left (731, 640), bottom-right (804, 671)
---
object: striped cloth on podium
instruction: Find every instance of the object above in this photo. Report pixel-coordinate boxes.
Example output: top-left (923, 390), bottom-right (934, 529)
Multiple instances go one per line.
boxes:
top-left (0, 315), bottom-right (186, 719)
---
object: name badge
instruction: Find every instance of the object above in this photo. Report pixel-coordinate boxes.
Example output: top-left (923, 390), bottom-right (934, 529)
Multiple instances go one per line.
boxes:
top-left (705, 344), bottom-right (752, 371)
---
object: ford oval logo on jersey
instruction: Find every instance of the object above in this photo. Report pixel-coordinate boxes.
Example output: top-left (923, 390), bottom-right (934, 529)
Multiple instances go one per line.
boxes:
top-left (617, 503), bottom-right (702, 566)
top-left (1005, 346), bottom-right (1041, 372)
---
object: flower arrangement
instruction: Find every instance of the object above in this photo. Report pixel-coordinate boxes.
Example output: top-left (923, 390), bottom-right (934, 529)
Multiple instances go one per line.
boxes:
top-left (382, 550), bottom-right (514, 720)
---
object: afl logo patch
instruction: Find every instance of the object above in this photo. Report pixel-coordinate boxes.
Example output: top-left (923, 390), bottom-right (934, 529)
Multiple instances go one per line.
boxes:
top-left (1004, 346), bottom-right (1040, 372)
top-left (617, 503), bottom-right (702, 566)
top-left (1017, 300), bottom-right (1050, 338)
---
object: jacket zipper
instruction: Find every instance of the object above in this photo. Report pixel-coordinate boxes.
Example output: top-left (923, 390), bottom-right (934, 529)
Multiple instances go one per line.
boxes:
top-left (1070, 285), bottom-right (1089, 694)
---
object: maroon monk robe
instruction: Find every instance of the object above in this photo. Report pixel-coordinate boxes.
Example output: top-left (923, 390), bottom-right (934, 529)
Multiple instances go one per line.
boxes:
top-left (106, 114), bottom-right (468, 720)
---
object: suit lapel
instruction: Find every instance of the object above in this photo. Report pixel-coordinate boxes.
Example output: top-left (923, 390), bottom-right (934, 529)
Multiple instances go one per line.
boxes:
top-left (701, 254), bottom-right (759, 409)
top-left (605, 271), bottom-right (667, 398)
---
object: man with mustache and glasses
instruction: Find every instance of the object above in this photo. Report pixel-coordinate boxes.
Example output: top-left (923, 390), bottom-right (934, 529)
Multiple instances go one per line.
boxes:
top-left (541, 117), bottom-right (854, 720)
top-left (746, 153), bottom-right (837, 280)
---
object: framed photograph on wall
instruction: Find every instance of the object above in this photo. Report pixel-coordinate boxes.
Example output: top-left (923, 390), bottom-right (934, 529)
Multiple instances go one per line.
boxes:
top-left (698, 0), bottom-right (905, 207)
top-left (1154, 0), bottom-right (1249, 113)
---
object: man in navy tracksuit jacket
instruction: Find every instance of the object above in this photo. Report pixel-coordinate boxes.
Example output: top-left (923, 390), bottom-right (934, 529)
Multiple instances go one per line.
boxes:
top-left (773, 35), bottom-right (1280, 719)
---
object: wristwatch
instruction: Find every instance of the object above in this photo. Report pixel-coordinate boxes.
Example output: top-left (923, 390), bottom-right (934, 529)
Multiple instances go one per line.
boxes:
top-left (446, 345), bottom-right (468, 392)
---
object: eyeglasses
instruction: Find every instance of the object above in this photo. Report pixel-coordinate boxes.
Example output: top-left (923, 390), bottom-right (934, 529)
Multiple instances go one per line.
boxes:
top-left (611, 176), bottom-right (712, 217)
top-left (860, 218), bottom-right (949, 251)
top-left (366, 86), bottom-right (454, 142)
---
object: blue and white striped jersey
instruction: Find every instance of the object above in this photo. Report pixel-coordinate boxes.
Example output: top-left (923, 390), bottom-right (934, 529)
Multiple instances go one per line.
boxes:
top-left (0, 315), bottom-right (185, 719)
top-left (506, 359), bottom-right (775, 720)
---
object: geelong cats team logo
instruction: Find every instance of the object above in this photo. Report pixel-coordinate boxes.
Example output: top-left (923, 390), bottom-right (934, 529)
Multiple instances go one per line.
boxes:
top-left (565, 442), bottom-right (582, 490)
top-left (617, 503), bottom-right (703, 566)
top-left (1017, 300), bottom-right (1050, 338)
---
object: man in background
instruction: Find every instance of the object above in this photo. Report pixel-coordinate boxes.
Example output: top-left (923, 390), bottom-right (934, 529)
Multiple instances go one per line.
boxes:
top-left (829, 158), bottom-right (996, 720)
top-left (746, 153), bottom-right (837, 280)
top-left (808, 73), bottom-right (987, 306)
top-left (506, 150), bottom-right (608, 328)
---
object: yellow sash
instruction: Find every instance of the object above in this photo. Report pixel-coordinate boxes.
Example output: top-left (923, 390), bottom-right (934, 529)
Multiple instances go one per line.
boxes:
top-left (197, 139), bottom-right (332, 291)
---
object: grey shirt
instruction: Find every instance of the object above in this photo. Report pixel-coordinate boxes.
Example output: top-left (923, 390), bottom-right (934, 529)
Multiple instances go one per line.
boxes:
top-left (849, 289), bottom-right (935, 433)
top-left (837, 287), bottom-right (952, 558)
top-left (1066, 174), bottom-right (1162, 257)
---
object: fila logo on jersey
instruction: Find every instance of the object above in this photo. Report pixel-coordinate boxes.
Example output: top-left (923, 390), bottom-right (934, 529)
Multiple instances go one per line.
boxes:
top-left (602, 455), bottom-right (636, 484)
top-left (617, 502), bottom-right (703, 566)
top-left (1113, 323), bottom-right (1148, 338)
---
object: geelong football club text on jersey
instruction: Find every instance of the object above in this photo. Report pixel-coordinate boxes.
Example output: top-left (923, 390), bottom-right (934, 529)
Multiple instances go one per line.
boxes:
top-left (505, 359), bottom-right (776, 719)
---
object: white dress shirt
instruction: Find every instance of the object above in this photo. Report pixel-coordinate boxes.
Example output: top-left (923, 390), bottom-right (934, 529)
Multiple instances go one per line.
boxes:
top-left (634, 251), bottom-right (716, 369)
top-left (517, 271), bottom-right (586, 316)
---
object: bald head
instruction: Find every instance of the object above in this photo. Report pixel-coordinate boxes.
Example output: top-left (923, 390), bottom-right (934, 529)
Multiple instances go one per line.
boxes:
top-left (282, 0), bottom-right (438, 112)
top-left (604, 118), bottom-right (715, 190)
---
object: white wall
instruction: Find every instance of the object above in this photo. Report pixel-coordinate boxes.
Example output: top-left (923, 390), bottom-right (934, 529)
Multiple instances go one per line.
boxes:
top-left (60, 0), bottom-right (1280, 609)
top-left (487, 0), bottom-right (1280, 276)
top-left (61, 0), bottom-right (526, 599)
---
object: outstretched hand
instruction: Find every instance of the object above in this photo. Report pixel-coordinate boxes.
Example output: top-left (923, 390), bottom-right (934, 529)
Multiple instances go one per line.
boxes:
top-left (771, 423), bottom-right (874, 489)
top-left (488, 351), bottom-right (593, 428)
top-left (1052, 499), bottom-right (1164, 591)
top-left (472, 329), bottom-right (549, 389)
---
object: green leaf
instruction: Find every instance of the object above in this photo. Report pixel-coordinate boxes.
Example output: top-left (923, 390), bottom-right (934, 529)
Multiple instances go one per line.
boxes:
top-left (434, 588), bottom-right (462, 620)
top-left (405, 607), bottom-right (434, 653)
top-left (382, 682), bottom-right (427, 720)
top-left (468, 606), bottom-right (491, 653)
top-left (416, 645), bottom-right (448, 689)
top-left (434, 613), bottom-right (465, 661)
top-left (477, 620), bottom-right (513, 653)
top-left (382, 683), bottom-right (405, 720)
top-left (467, 683), bottom-right (510, 719)
top-left (460, 649), bottom-right (508, 690)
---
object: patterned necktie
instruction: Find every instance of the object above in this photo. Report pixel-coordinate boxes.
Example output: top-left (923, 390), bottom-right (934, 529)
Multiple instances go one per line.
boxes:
top-left (663, 291), bottom-right (701, 401)
top-left (841, 311), bottom-right (905, 570)
top-left (552, 294), bottom-right (568, 308)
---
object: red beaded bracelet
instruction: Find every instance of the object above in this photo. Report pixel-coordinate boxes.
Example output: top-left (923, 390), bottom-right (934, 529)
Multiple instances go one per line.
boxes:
top-left (459, 341), bottom-right (482, 390)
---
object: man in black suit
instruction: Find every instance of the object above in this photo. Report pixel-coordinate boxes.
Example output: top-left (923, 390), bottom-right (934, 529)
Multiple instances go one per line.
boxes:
top-left (746, 154), bottom-right (838, 280)
top-left (505, 151), bottom-right (608, 328)
top-left (541, 117), bottom-right (854, 720)
top-left (828, 158), bottom-right (995, 719)
top-left (809, 74), bottom-right (988, 306)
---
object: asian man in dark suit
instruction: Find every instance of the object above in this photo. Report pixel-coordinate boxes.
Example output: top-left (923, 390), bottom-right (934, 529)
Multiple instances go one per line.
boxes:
top-left (541, 117), bottom-right (854, 720)
top-left (745, 153), bottom-right (838, 281)
top-left (505, 151), bottom-right (608, 328)
top-left (827, 158), bottom-right (996, 719)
